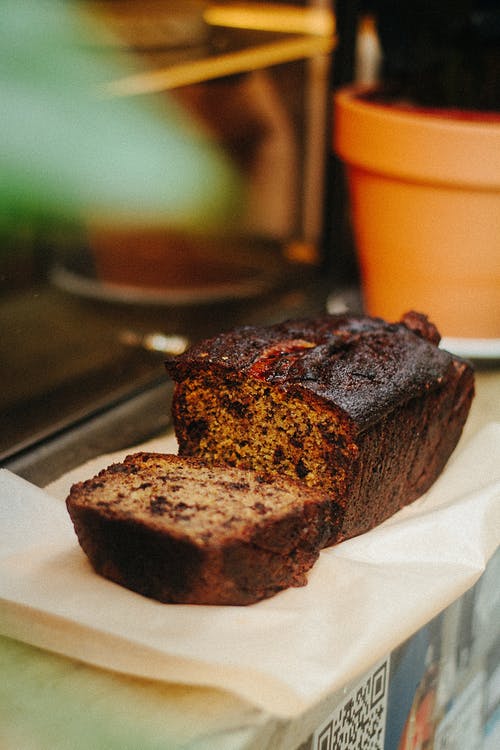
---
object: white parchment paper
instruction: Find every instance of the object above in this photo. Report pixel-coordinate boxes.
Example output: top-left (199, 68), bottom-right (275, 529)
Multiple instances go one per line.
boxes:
top-left (1, 425), bottom-right (499, 718)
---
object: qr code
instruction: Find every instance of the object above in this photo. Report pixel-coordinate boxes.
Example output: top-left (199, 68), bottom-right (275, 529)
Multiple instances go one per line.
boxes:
top-left (312, 658), bottom-right (389, 750)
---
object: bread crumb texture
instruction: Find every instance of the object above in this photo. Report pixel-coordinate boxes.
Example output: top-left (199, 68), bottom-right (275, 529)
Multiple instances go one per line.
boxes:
top-left (66, 453), bottom-right (338, 605)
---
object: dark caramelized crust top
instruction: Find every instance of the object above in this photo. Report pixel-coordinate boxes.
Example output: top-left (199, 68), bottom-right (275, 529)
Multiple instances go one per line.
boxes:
top-left (165, 311), bottom-right (473, 431)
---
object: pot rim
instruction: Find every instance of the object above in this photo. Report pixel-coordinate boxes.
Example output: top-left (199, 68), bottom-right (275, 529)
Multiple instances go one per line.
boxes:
top-left (334, 85), bottom-right (500, 188)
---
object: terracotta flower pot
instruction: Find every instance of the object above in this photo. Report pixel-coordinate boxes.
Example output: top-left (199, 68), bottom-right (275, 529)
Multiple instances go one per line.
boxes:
top-left (334, 86), bottom-right (500, 342)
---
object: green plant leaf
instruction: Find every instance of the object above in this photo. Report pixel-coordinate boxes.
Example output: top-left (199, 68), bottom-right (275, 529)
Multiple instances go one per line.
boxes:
top-left (0, 0), bottom-right (242, 230)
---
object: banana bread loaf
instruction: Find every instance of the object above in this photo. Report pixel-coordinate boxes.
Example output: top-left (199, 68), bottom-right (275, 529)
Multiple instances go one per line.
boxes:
top-left (165, 311), bottom-right (474, 543)
top-left (66, 452), bottom-right (338, 605)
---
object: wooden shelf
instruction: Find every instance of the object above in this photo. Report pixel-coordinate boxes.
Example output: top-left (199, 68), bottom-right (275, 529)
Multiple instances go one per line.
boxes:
top-left (98, 4), bottom-right (336, 96)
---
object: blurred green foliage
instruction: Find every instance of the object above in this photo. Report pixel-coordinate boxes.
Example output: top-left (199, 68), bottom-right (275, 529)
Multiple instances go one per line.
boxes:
top-left (0, 0), bottom-right (241, 236)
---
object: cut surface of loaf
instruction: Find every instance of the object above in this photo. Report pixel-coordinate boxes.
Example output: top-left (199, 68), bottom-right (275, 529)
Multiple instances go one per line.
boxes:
top-left (165, 311), bottom-right (475, 543)
top-left (66, 452), bottom-right (338, 605)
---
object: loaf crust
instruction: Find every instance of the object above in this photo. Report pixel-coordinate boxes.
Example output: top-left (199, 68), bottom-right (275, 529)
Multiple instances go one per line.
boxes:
top-left (66, 452), bottom-right (338, 605)
top-left (165, 311), bottom-right (474, 543)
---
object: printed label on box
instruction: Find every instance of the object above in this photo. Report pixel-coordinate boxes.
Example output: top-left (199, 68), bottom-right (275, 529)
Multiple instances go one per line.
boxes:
top-left (312, 657), bottom-right (389, 750)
